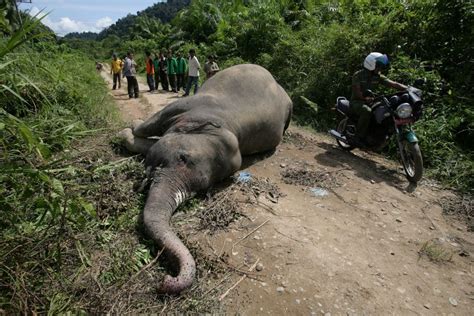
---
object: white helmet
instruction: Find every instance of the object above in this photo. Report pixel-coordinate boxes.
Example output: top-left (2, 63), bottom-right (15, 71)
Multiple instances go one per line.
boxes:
top-left (364, 52), bottom-right (390, 71)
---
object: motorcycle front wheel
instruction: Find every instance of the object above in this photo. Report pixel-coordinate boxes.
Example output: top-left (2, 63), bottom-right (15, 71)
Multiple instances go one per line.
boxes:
top-left (336, 118), bottom-right (355, 151)
top-left (400, 141), bottom-right (423, 183)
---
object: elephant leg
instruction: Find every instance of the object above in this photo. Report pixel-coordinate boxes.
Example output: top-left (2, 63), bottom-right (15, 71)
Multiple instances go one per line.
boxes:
top-left (133, 111), bottom-right (165, 138)
top-left (118, 128), bottom-right (157, 155)
top-left (132, 104), bottom-right (189, 138)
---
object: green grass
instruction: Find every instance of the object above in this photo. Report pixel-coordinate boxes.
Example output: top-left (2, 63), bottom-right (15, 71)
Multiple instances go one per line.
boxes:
top-left (419, 239), bottom-right (454, 263)
top-left (0, 22), bottom-right (235, 313)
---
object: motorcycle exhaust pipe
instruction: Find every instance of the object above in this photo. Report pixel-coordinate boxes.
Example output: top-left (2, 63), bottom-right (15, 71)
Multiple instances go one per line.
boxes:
top-left (328, 129), bottom-right (347, 142)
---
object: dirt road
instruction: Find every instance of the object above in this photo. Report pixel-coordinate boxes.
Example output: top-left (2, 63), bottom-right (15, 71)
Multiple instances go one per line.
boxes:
top-left (101, 69), bottom-right (473, 315)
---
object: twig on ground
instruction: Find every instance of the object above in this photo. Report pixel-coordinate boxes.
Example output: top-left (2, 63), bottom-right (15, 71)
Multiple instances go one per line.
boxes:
top-left (274, 227), bottom-right (308, 243)
top-left (203, 272), bottom-right (234, 296)
top-left (231, 219), bottom-right (269, 254)
top-left (131, 247), bottom-right (164, 281)
top-left (205, 236), bottom-right (217, 255)
top-left (255, 200), bottom-right (278, 215)
top-left (421, 205), bottom-right (447, 236)
top-left (219, 258), bottom-right (260, 301)
top-left (218, 238), bottom-right (227, 258)
top-left (108, 248), bottom-right (164, 314)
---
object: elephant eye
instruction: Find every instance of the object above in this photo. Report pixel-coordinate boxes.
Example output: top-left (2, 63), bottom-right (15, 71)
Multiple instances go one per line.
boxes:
top-left (178, 154), bottom-right (187, 163)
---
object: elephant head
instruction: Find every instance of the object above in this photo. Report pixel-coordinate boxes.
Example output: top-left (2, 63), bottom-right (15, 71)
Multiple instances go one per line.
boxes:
top-left (142, 126), bottom-right (241, 294)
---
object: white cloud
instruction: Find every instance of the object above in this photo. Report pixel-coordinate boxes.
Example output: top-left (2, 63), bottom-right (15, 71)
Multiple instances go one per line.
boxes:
top-left (28, 6), bottom-right (113, 36)
top-left (96, 17), bottom-right (113, 29)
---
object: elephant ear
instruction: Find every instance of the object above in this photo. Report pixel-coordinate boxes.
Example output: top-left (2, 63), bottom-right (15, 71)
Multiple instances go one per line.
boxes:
top-left (177, 121), bottom-right (221, 134)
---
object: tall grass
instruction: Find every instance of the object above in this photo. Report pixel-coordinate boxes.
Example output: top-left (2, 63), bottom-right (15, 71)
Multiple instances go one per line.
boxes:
top-left (0, 14), bottom-right (127, 314)
top-left (1, 13), bottom-right (230, 314)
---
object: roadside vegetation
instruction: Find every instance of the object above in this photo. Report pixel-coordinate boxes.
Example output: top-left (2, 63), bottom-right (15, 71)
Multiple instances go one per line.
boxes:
top-left (0, 11), bottom-right (133, 314)
top-left (0, 10), bottom-right (232, 314)
top-left (1, 0), bottom-right (472, 313)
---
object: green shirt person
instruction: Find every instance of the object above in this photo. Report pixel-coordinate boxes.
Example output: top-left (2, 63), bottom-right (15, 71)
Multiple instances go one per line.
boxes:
top-left (351, 52), bottom-right (407, 143)
top-left (176, 55), bottom-right (187, 74)
top-left (167, 55), bottom-right (178, 75)
top-left (176, 52), bottom-right (188, 92)
top-left (167, 50), bottom-right (178, 92)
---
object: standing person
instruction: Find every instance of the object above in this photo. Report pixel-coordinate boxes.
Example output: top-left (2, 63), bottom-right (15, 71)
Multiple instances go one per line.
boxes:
top-left (153, 52), bottom-right (160, 90)
top-left (145, 51), bottom-right (155, 92)
top-left (110, 53), bottom-right (123, 89)
top-left (176, 51), bottom-right (187, 92)
top-left (123, 51), bottom-right (139, 99)
top-left (204, 54), bottom-right (220, 80)
top-left (158, 51), bottom-right (169, 91)
top-left (183, 48), bottom-right (200, 97)
top-left (167, 50), bottom-right (178, 93)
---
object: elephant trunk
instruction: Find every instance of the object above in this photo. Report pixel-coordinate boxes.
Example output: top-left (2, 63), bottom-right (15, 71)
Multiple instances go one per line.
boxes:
top-left (143, 171), bottom-right (196, 294)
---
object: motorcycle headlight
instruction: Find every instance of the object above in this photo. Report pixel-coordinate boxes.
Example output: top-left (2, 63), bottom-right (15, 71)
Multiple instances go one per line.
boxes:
top-left (396, 103), bottom-right (412, 118)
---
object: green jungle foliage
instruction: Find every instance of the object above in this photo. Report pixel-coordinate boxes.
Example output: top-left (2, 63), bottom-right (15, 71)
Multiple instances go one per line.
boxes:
top-left (66, 0), bottom-right (472, 191)
top-left (0, 12), bottom-right (131, 314)
top-left (63, 31), bottom-right (98, 40)
top-left (96, 0), bottom-right (191, 40)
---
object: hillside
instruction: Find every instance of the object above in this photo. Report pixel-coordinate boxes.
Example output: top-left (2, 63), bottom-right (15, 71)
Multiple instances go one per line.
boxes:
top-left (96, 0), bottom-right (190, 40)
top-left (62, 0), bottom-right (190, 41)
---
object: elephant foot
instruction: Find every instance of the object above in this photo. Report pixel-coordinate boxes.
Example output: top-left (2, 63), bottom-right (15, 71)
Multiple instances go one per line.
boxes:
top-left (118, 127), bottom-right (134, 143)
top-left (132, 119), bottom-right (144, 131)
top-left (118, 127), bottom-right (157, 155)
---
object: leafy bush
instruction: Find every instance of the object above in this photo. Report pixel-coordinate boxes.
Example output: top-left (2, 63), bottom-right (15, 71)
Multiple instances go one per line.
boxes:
top-left (0, 14), bottom-right (123, 313)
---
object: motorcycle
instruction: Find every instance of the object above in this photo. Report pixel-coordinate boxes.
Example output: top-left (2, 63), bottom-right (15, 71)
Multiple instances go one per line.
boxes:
top-left (329, 86), bottom-right (424, 183)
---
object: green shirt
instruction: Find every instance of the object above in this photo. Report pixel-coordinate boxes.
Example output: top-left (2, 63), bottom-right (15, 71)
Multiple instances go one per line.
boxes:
top-left (167, 57), bottom-right (178, 75)
top-left (351, 69), bottom-right (389, 101)
top-left (176, 57), bottom-right (187, 74)
top-left (153, 58), bottom-right (160, 73)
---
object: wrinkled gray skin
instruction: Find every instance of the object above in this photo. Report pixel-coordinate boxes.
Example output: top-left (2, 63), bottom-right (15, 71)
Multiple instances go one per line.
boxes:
top-left (119, 64), bottom-right (292, 294)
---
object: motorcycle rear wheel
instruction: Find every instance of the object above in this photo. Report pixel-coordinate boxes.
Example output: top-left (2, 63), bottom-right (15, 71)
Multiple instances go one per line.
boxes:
top-left (336, 118), bottom-right (355, 151)
top-left (400, 141), bottom-right (423, 183)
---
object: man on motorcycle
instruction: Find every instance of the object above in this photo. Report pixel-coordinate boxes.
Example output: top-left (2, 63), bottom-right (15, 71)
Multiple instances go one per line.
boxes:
top-left (351, 52), bottom-right (407, 145)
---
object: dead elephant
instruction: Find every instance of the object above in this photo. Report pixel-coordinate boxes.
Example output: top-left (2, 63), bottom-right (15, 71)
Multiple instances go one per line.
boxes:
top-left (119, 64), bottom-right (292, 294)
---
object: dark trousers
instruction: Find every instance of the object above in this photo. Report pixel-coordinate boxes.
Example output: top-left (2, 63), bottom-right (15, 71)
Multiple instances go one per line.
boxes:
top-left (169, 74), bottom-right (177, 92)
top-left (159, 71), bottom-right (169, 91)
top-left (184, 76), bottom-right (199, 96)
top-left (113, 73), bottom-right (121, 89)
top-left (154, 73), bottom-right (160, 90)
top-left (176, 73), bottom-right (185, 91)
top-left (350, 100), bottom-right (372, 138)
top-left (126, 76), bottom-right (139, 98)
top-left (146, 74), bottom-right (155, 91)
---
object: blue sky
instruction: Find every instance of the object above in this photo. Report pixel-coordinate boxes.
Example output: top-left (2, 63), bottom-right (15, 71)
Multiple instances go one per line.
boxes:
top-left (19, 0), bottom-right (163, 36)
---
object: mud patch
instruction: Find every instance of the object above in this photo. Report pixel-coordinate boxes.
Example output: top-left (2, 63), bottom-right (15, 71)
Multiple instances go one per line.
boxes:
top-left (280, 164), bottom-right (342, 189)
top-left (198, 175), bottom-right (283, 233)
top-left (439, 195), bottom-right (474, 231)
top-left (282, 130), bottom-right (314, 149)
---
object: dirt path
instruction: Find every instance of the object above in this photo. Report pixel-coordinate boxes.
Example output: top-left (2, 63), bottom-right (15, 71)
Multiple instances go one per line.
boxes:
top-left (101, 69), bottom-right (473, 315)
